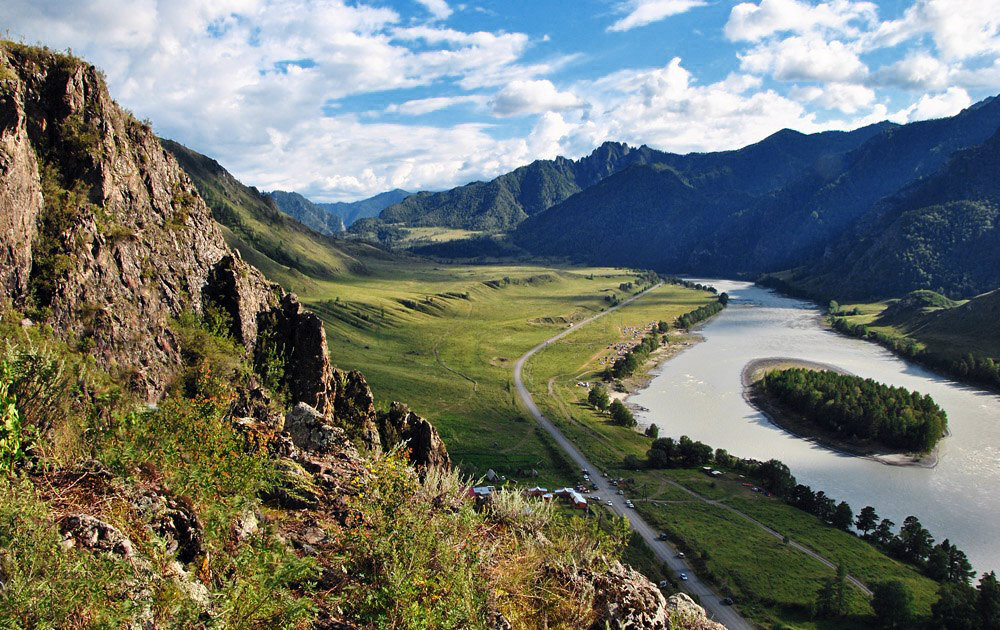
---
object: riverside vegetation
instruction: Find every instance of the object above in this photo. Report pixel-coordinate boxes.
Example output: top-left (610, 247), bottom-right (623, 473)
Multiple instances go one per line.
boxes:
top-left (754, 368), bottom-right (948, 454)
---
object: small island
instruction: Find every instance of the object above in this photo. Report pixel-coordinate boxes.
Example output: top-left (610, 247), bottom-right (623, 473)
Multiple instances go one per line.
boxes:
top-left (744, 359), bottom-right (948, 466)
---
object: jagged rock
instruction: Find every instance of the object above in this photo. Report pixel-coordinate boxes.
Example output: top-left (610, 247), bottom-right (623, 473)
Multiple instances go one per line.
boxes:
top-left (665, 593), bottom-right (726, 630)
top-left (332, 370), bottom-right (381, 453)
top-left (589, 562), bottom-right (672, 629)
top-left (377, 401), bottom-right (451, 471)
top-left (0, 46), bottom-right (340, 407)
top-left (285, 402), bottom-right (355, 455)
top-left (263, 458), bottom-right (322, 509)
top-left (134, 490), bottom-right (204, 564)
top-left (58, 513), bottom-right (133, 558)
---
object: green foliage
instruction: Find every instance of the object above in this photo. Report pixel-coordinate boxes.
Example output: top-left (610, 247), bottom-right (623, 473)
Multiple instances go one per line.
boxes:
top-left (0, 362), bottom-right (34, 474)
top-left (757, 368), bottom-right (948, 452)
top-left (609, 399), bottom-right (636, 428)
top-left (0, 478), bottom-right (141, 627)
top-left (871, 580), bottom-right (916, 628)
top-left (587, 383), bottom-right (610, 411)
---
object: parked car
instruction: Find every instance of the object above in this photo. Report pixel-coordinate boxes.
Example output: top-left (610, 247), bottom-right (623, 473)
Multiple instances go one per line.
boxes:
top-left (657, 580), bottom-right (669, 589)
top-left (679, 573), bottom-right (688, 581)
top-left (677, 552), bottom-right (685, 559)
top-left (656, 533), bottom-right (668, 541)
top-left (625, 501), bottom-right (634, 508)
top-left (721, 597), bottom-right (734, 605)
top-left (617, 489), bottom-right (625, 495)
top-left (606, 500), bottom-right (613, 506)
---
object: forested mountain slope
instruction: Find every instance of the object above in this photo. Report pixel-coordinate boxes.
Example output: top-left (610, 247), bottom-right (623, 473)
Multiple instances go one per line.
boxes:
top-left (267, 189), bottom-right (345, 235)
top-left (512, 97), bottom-right (1000, 293)
top-left (381, 123), bottom-right (890, 232)
top-left (780, 126), bottom-right (1000, 300)
top-left (322, 188), bottom-right (411, 226)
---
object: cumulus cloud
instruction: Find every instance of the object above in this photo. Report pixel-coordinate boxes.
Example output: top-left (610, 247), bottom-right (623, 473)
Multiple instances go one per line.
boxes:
top-left (740, 34), bottom-right (868, 81)
top-left (790, 82), bottom-right (875, 113)
top-left (415, 0), bottom-right (452, 20)
top-left (889, 87), bottom-right (972, 122)
top-left (869, 51), bottom-right (950, 90)
top-left (868, 0), bottom-right (1000, 61)
top-left (490, 80), bottom-right (586, 116)
top-left (607, 0), bottom-right (707, 32)
top-left (724, 0), bottom-right (877, 42)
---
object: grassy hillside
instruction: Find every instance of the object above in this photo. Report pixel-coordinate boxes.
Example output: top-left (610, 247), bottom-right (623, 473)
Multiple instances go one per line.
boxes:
top-left (162, 139), bottom-right (396, 290)
top-left (283, 261), bottom-right (681, 484)
top-left (830, 290), bottom-right (1000, 389)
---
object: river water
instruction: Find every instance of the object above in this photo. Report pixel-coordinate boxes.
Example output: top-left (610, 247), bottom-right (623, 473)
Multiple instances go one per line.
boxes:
top-left (632, 279), bottom-right (1000, 574)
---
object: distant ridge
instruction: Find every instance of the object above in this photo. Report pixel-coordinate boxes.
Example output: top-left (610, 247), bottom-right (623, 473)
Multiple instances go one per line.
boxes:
top-left (509, 96), bottom-right (1000, 299)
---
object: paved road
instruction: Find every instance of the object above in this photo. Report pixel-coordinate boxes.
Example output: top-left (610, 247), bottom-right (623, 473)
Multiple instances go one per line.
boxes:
top-left (512, 284), bottom-right (754, 630)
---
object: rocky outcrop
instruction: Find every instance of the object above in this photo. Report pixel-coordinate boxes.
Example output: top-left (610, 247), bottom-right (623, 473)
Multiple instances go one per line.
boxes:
top-left (332, 370), bottom-right (382, 453)
top-left (377, 401), bottom-right (451, 471)
top-left (134, 489), bottom-right (204, 565)
top-left (665, 593), bottom-right (727, 630)
top-left (0, 45), bottom-right (344, 416)
top-left (548, 561), bottom-right (726, 630)
top-left (59, 513), bottom-right (134, 558)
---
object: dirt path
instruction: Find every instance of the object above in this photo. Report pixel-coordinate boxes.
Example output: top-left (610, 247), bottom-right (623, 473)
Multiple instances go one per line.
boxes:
top-left (649, 480), bottom-right (873, 597)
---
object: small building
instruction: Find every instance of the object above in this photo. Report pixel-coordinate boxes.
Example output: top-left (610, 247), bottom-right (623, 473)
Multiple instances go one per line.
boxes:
top-left (525, 486), bottom-right (548, 497)
top-left (485, 469), bottom-right (500, 482)
top-left (473, 486), bottom-right (495, 498)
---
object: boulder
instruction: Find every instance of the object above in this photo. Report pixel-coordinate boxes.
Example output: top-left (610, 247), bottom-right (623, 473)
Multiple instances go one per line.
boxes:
top-left (134, 490), bottom-right (204, 565)
top-left (285, 402), bottom-right (354, 455)
top-left (665, 593), bottom-right (727, 630)
top-left (58, 513), bottom-right (133, 558)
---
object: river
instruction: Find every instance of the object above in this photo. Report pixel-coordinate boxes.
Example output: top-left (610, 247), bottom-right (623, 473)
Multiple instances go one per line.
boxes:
top-left (632, 279), bottom-right (1000, 574)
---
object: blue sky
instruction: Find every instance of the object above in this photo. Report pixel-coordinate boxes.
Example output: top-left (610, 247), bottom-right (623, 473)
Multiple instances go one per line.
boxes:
top-left (3, 0), bottom-right (999, 200)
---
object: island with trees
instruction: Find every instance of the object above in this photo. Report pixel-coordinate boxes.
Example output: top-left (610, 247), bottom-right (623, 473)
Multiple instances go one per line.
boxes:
top-left (746, 362), bottom-right (948, 464)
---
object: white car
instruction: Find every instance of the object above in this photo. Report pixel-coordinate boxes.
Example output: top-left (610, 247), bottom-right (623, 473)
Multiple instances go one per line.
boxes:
top-left (679, 573), bottom-right (689, 581)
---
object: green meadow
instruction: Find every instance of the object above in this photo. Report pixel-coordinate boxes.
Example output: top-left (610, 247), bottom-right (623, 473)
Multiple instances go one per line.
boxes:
top-left (275, 254), bottom-right (942, 628)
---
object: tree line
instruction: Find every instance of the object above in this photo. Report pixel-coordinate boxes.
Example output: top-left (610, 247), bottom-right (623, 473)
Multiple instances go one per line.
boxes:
top-left (635, 432), bottom-right (983, 598)
top-left (831, 316), bottom-right (1000, 391)
top-left (756, 368), bottom-right (948, 453)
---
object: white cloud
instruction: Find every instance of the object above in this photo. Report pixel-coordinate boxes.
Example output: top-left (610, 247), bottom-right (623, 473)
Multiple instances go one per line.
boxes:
top-left (889, 87), bottom-right (972, 122)
top-left (868, 0), bottom-right (1000, 61)
top-left (607, 0), bottom-right (707, 32)
top-left (415, 0), bottom-right (452, 20)
top-left (724, 0), bottom-right (877, 42)
top-left (869, 51), bottom-right (949, 90)
top-left (790, 82), bottom-right (875, 113)
top-left (385, 95), bottom-right (484, 115)
top-left (490, 80), bottom-right (586, 116)
top-left (740, 34), bottom-right (868, 81)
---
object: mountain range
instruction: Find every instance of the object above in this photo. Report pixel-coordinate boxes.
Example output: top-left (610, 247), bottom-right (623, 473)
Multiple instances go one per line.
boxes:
top-left (380, 97), bottom-right (1000, 301)
top-left (267, 188), bottom-right (411, 234)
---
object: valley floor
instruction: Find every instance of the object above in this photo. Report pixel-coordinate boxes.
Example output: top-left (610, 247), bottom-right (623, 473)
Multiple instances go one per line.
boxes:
top-left (296, 260), bottom-right (945, 629)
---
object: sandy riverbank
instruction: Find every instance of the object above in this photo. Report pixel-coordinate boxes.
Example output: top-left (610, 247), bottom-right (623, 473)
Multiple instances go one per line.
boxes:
top-left (741, 357), bottom-right (942, 468)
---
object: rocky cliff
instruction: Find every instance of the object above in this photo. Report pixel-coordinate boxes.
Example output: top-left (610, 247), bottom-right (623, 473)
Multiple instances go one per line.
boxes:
top-left (0, 43), bottom-right (447, 467)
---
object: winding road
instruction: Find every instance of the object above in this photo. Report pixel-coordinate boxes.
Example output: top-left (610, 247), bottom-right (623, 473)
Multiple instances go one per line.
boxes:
top-left (512, 284), bottom-right (754, 630)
